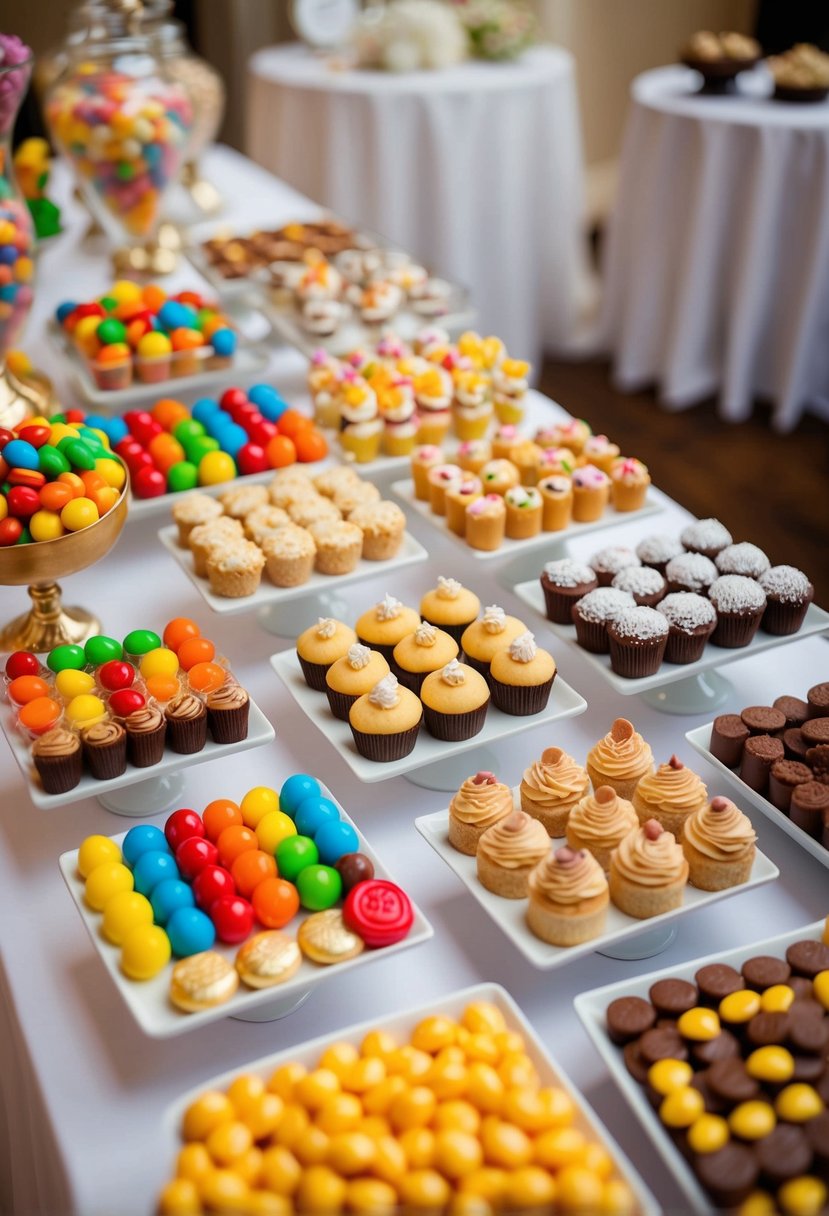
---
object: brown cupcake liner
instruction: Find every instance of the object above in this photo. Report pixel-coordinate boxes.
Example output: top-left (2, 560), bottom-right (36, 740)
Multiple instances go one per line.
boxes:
top-left (392, 665), bottom-right (429, 697)
top-left (207, 700), bottom-right (250, 744)
top-left (350, 722), bottom-right (420, 762)
top-left (540, 580), bottom-right (584, 626)
top-left (458, 652), bottom-right (492, 688)
top-left (356, 636), bottom-right (397, 663)
top-left (760, 598), bottom-right (811, 637)
top-left (573, 614), bottom-right (611, 655)
top-left (490, 674), bottom-right (555, 716)
top-left (326, 687), bottom-right (360, 722)
top-left (34, 752), bottom-right (82, 795)
top-left (421, 617), bottom-right (474, 646)
top-left (298, 654), bottom-right (331, 693)
top-left (710, 608), bottom-right (764, 649)
top-left (126, 723), bottom-right (166, 768)
top-left (84, 736), bottom-right (128, 781)
top-left (663, 624), bottom-right (716, 665)
top-left (608, 635), bottom-right (668, 679)
top-left (422, 701), bottom-right (488, 742)
top-left (165, 710), bottom-right (208, 754)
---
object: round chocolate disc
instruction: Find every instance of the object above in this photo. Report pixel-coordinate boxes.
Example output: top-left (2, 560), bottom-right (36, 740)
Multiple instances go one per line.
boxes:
top-left (649, 978), bottom-right (699, 1016)
top-left (789, 1009), bottom-right (829, 1055)
top-left (793, 1055), bottom-right (826, 1084)
top-left (695, 963), bottom-right (744, 1004)
top-left (747, 1011), bottom-right (790, 1046)
top-left (741, 706), bottom-right (787, 735)
top-left (791, 976), bottom-right (815, 1001)
top-left (606, 996), bottom-right (657, 1045)
top-left (706, 1058), bottom-right (760, 1105)
top-left (692, 1029), bottom-right (741, 1067)
top-left (806, 1109), bottom-right (829, 1165)
top-left (774, 695), bottom-right (811, 728)
top-left (693, 1143), bottom-right (759, 1209)
top-left (787, 940), bottom-right (829, 978)
top-left (803, 718), bottom-right (829, 745)
top-left (783, 728), bottom-right (810, 761)
top-left (755, 1124), bottom-right (813, 1187)
top-left (334, 851), bottom-right (375, 894)
top-left (622, 1040), bottom-right (648, 1084)
top-left (741, 955), bottom-right (791, 991)
top-left (639, 1026), bottom-right (688, 1066)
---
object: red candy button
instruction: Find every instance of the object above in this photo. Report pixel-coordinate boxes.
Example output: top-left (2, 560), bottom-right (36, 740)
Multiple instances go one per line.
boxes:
top-left (98, 660), bottom-right (135, 691)
top-left (193, 864), bottom-right (235, 910)
top-left (165, 808), bottom-right (205, 852)
top-left (343, 880), bottom-right (414, 948)
top-left (176, 836), bottom-right (218, 880)
top-left (5, 651), bottom-right (39, 680)
top-left (210, 895), bottom-right (254, 944)
top-left (108, 688), bottom-right (145, 717)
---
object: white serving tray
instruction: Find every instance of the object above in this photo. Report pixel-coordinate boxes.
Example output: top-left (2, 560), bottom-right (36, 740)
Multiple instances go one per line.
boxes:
top-left (271, 649), bottom-right (587, 785)
top-left (158, 525), bottom-right (429, 616)
top-left (59, 786), bottom-right (433, 1039)
top-left (575, 919), bottom-right (826, 1216)
top-left (391, 478), bottom-right (663, 563)
top-left (416, 801), bottom-right (778, 970)
top-left (163, 981), bottom-right (659, 1215)
top-left (686, 721), bottom-right (829, 870)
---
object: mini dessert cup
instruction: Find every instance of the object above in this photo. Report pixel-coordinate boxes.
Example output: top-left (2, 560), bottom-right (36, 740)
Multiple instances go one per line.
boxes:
top-left (539, 559), bottom-right (597, 625)
top-left (538, 476), bottom-right (573, 532)
top-left (571, 465), bottom-right (610, 522)
top-left (607, 607), bottom-right (670, 678)
top-left (504, 486), bottom-right (542, 540)
top-left (465, 494), bottom-right (506, 552)
top-left (445, 479), bottom-right (483, 537)
top-left (90, 353), bottom-right (132, 392)
top-left (134, 352), bottom-right (173, 384)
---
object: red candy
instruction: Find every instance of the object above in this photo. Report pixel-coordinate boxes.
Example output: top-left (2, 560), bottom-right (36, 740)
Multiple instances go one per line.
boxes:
top-left (175, 836), bottom-right (218, 880)
top-left (7, 468), bottom-right (46, 490)
top-left (343, 880), bottom-right (413, 948)
top-left (192, 864), bottom-right (235, 910)
top-left (220, 388), bottom-right (247, 410)
top-left (108, 688), bottom-right (145, 716)
top-left (210, 895), bottom-right (255, 943)
top-left (18, 426), bottom-right (50, 449)
top-left (133, 466), bottom-right (166, 497)
top-left (0, 518), bottom-right (23, 545)
top-left (98, 660), bottom-right (135, 691)
top-left (236, 443), bottom-right (269, 475)
top-left (5, 651), bottom-right (39, 680)
top-left (7, 486), bottom-right (40, 517)
top-left (165, 808), bottom-right (205, 852)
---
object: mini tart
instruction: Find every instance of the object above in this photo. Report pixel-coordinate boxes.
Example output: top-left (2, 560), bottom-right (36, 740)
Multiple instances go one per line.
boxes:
top-left (235, 931), bottom-right (303, 987)
top-left (172, 492), bottom-right (223, 547)
top-left (170, 951), bottom-right (239, 1012)
top-left (657, 592), bottom-right (717, 663)
top-left (206, 682), bottom-right (250, 744)
top-left (81, 719), bottom-right (127, 780)
top-left (219, 484), bottom-right (269, 520)
top-left (243, 504), bottom-right (291, 546)
top-left (566, 786), bottom-right (639, 872)
top-left (410, 445), bottom-right (444, 500)
top-left (420, 577), bottom-right (481, 645)
top-left (419, 660), bottom-right (490, 742)
top-left (188, 516), bottom-right (243, 577)
top-left (465, 494), bottom-right (506, 552)
top-left (460, 606), bottom-right (527, 678)
top-left (536, 418), bottom-right (591, 456)
top-left (325, 644), bottom-right (390, 721)
top-left (571, 588), bottom-right (635, 655)
top-left (682, 796), bottom-right (756, 891)
top-left (504, 486), bottom-right (542, 539)
top-left (631, 756), bottom-right (708, 839)
top-left (298, 910), bottom-right (365, 964)
top-left (571, 464), bottom-right (610, 522)
top-left (537, 475), bottom-right (573, 532)
top-left (32, 727), bottom-right (82, 794)
top-left (445, 477), bottom-right (483, 537)
top-left (708, 575), bottom-right (767, 649)
top-left (479, 458), bottom-right (520, 497)
top-left (477, 811), bottom-right (550, 899)
top-left (492, 424), bottom-right (520, 460)
top-left (609, 457), bottom-right (650, 512)
top-left (296, 618), bottom-right (358, 691)
top-left (539, 558), bottom-right (597, 625)
top-left (607, 606), bottom-right (670, 679)
top-left (347, 501), bottom-right (406, 561)
top-left (586, 717), bottom-right (654, 801)
top-left (308, 519), bottom-right (364, 576)
top-left (123, 705), bottom-right (166, 767)
top-left (608, 819), bottom-right (688, 919)
top-left (526, 847), bottom-right (609, 946)
top-left (349, 674), bottom-right (422, 762)
top-left (760, 566), bottom-right (814, 636)
top-left (392, 622), bottom-right (458, 696)
top-left (205, 540), bottom-right (266, 598)
top-left (262, 525), bottom-right (316, 587)
top-left (519, 747), bottom-right (590, 836)
top-left (165, 693), bottom-right (208, 755)
top-left (489, 631), bottom-right (556, 716)
top-left (448, 771), bottom-right (515, 855)
top-left (355, 594), bottom-right (421, 661)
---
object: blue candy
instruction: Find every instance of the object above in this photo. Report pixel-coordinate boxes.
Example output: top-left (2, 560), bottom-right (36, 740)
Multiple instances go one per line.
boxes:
top-left (121, 824), bottom-right (169, 866)
top-left (211, 328), bottom-right (237, 358)
top-left (294, 795), bottom-right (341, 839)
top-left (132, 850), bottom-right (179, 897)
top-left (215, 423), bottom-right (247, 457)
top-left (102, 417), bottom-right (128, 445)
top-left (248, 384), bottom-right (287, 422)
top-left (167, 906), bottom-right (215, 957)
top-left (56, 301), bottom-right (77, 324)
top-left (150, 878), bottom-right (194, 926)
top-left (203, 410), bottom-right (232, 438)
top-left (191, 397), bottom-right (220, 425)
top-left (314, 820), bottom-right (360, 866)
top-left (2, 439), bottom-right (39, 470)
top-left (157, 301), bottom-right (196, 331)
top-left (280, 774), bottom-right (321, 818)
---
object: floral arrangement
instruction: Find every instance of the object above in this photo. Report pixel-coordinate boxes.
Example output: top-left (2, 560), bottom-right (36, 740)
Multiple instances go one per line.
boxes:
top-left (352, 1), bottom-right (469, 72)
top-left (453, 0), bottom-right (536, 61)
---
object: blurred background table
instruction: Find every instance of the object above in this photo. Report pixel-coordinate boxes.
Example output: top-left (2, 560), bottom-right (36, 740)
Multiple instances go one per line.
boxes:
top-left (246, 43), bottom-right (596, 365)
top-left (598, 64), bottom-right (829, 432)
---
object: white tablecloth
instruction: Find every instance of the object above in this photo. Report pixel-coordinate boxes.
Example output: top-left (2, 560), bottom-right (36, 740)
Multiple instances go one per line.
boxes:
top-left (246, 44), bottom-right (596, 366)
top-left (2, 144), bottom-right (829, 1216)
top-left (598, 65), bottom-right (829, 432)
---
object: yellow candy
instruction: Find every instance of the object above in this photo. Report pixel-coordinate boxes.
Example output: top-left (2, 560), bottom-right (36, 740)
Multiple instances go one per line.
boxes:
top-left (49, 422), bottom-right (81, 445)
top-left (371, 1135), bottom-right (407, 1184)
top-left (498, 1054), bottom-right (539, 1090)
top-left (93, 459), bottom-right (123, 490)
top-left (760, 984), bottom-right (795, 1013)
top-left (345, 1178), bottom-right (397, 1215)
top-left (198, 450), bottom-right (237, 486)
top-left (660, 1086), bottom-right (705, 1129)
top-left (428, 1056), bottom-right (469, 1100)
top-left (555, 1165), bottom-right (604, 1212)
top-left (326, 1131), bottom-right (375, 1175)
top-left (84, 860), bottom-right (134, 911)
top-left (647, 1059), bottom-right (693, 1096)
top-left (182, 1091), bottom-right (235, 1141)
top-left (719, 990), bottom-right (762, 1023)
top-left (358, 1115), bottom-right (390, 1139)
top-left (389, 1085), bottom-right (437, 1132)
top-left (433, 1129), bottom-right (484, 1179)
top-left (101, 889), bottom-right (153, 944)
top-left (534, 1127), bottom-right (587, 1170)
top-left (677, 1007), bottom-right (721, 1041)
top-left (729, 1100), bottom-right (776, 1140)
top-left (579, 1143), bottom-right (614, 1179)
top-left (399, 1128), bottom-right (435, 1169)
top-left (240, 786), bottom-right (280, 830)
top-left (465, 1062), bottom-right (505, 1113)
top-left (205, 1119), bottom-right (252, 1165)
top-left (435, 1100), bottom-right (482, 1135)
top-left (736, 1191), bottom-right (776, 1216)
top-left (111, 279), bottom-right (143, 304)
top-left (198, 1168), bottom-right (248, 1211)
top-left (140, 647), bottom-right (179, 681)
top-left (64, 692), bottom-right (106, 728)
top-left (78, 833), bottom-right (121, 878)
top-left (319, 1041), bottom-right (359, 1079)
top-left (398, 1170), bottom-right (451, 1209)
top-left (457, 1030), bottom-right (499, 1065)
top-left (746, 1046), bottom-right (795, 1083)
top-left (157, 1178), bottom-right (199, 1216)
top-left (813, 971), bottom-right (829, 1010)
top-left (687, 1113), bottom-right (730, 1154)
top-left (295, 1068), bottom-right (340, 1110)
top-left (343, 1057), bottom-right (386, 1095)
top-left (267, 1062), bottom-right (306, 1101)
top-left (775, 1085), bottom-right (824, 1123)
top-left (29, 510), bottom-right (65, 542)
top-left (459, 1167), bottom-right (508, 1204)
top-left (120, 923), bottom-right (171, 980)
top-left (412, 1014), bottom-right (458, 1053)
top-left (227, 1074), bottom-right (265, 1118)
top-left (503, 1165), bottom-right (557, 1208)
top-left (138, 331), bottom-right (172, 358)
top-left (599, 1179), bottom-right (637, 1215)
top-left (234, 1146), bottom-right (263, 1185)
top-left (449, 1193), bottom-right (494, 1216)
top-left (361, 1029), bottom-right (397, 1059)
top-left (176, 1143), bottom-right (212, 1183)
top-left (294, 1165), bottom-right (346, 1214)
top-left (61, 496), bottom-right (100, 532)
top-left (271, 1103), bottom-right (309, 1150)
top-left (241, 1192), bottom-right (289, 1216)
top-left (316, 1092), bottom-right (362, 1135)
top-left (778, 1177), bottom-right (828, 1216)
top-left (479, 1117), bottom-right (533, 1168)
top-left (245, 1092), bottom-right (283, 1140)
top-left (260, 1145), bottom-right (301, 1196)
top-left (363, 1076), bottom-right (408, 1118)
top-left (56, 669), bottom-right (95, 699)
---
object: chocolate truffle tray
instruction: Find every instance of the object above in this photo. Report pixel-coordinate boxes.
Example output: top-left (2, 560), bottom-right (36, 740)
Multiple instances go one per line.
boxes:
top-left (574, 918), bottom-right (829, 1215)
top-left (416, 802), bottom-right (778, 969)
top-left (59, 789), bottom-right (433, 1039)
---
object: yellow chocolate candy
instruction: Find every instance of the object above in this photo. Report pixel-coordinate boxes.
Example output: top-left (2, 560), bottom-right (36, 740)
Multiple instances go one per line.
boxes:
top-left (434, 1100), bottom-right (482, 1135)
top-left (677, 1007), bottom-right (721, 1041)
top-left (157, 1177), bottom-right (199, 1216)
top-left (327, 1131), bottom-right (376, 1175)
top-left (433, 1129), bottom-right (484, 1180)
top-left (182, 1090), bottom-right (234, 1141)
top-left (775, 1084), bottom-right (824, 1123)
top-left (77, 833), bottom-right (121, 878)
top-left (534, 1127), bottom-right (587, 1170)
top-left (361, 1029), bottom-right (397, 1060)
top-left (760, 984), bottom-right (795, 1013)
top-left (120, 923), bottom-right (170, 980)
top-left (176, 1143), bottom-right (212, 1184)
top-left (398, 1170), bottom-right (452, 1209)
top-left (599, 1179), bottom-right (637, 1215)
top-left (556, 1165), bottom-right (604, 1212)
top-left (459, 1167), bottom-right (508, 1204)
top-left (345, 1179), bottom-right (398, 1215)
top-left (65, 692), bottom-right (106, 728)
top-left (746, 1045), bottom-right (795, 1083)
top-left (647, 1058), bottom-right (693, 1096)
top-left (479, 1117), bottom-right (533, 1168)
top-left (659, 1086), bottom-right (705, 1129)
top-left (687, 1113), bottom-right (730, 1154)
top-left (778, 1176), bottom-right (828, 1216)
top-left (729, 1100), bottom-right (776, 1140)
top-left (738, 1192), bottom-right (777, 1216)
top-left (260, 1145), bottom-right (301, 1196)
top-left (813, 971), bottom-right (829, 1011)
top-left (315, 1092), bottom-right (362, 1135)
top-left (503, 1165), bottom-right (557, 1208)
top-left (719, 990), bottom-right (762, 1024)
top-left (463, 1002), bottom-right (507, 1036)
top-left (227, 1073), bottom-right (265, 1117)
top-left (412, 1014), bottom-right (458, 1053)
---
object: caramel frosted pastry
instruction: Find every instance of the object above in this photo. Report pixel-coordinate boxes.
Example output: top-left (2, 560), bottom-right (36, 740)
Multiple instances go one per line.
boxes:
top-left (298, 910), bottom-right (365, 964)
top-left (489, 631), bottom-right (556, 716)
top-left (420, 576), bottom-right (481, 644)
top-left (682, 796), bottom-right (757, 891)
top-left (172, 492), bottom-right (223, 547)
top-left (477, 811), bottom-right (551, 899)
top-left (205, 540), bottom-right (266, 598)
top-left (296, 617), bottom-right (358, 691)
top-left (236, 931), bottom-right (302, 987)
top-left (460, 605), bottom-right (527, 678)
top-left (519, 746), bottom-right (590, 836)
top-left (325, 644), bottom-right (390, 721)
top-left (32, 727), bottom-right (82, 794)
top-left (123, 704), bottom-right (166, 767)
top-left (586, 718), bottom-right (654, 801)
top-left (465, 493), bottom-right (506, 551)
top-left (392, 622), bottom-right (458, 696)
top-left (355, 594), bottom-right (421, 660)
top-left (566, 786), bottom-right (639, 872)
top-left (262, 524), bottom-right (316, 587)
top-left (608, 819), bottom-right (688, 919)
top-left (165, 692), bottom-right (208, 755)
top-left (631, 755), bottom-right (708, 839)
top-left (170, 951), bottom-right (239, 1012)
top-left (448, 770), bottom-right (515, 855)
top-left (527, 846), bottom-right (609, 946)
top-left (81, 719), bottom-right (127, 780)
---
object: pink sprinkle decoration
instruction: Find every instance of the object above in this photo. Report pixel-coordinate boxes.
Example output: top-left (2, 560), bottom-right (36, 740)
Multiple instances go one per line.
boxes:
top-left (555, 846), bottom-right (578, 865)
top-left (710, 797), bottom-right (730, 812)
top-left (473, 771), bottom-right (497, 785)
top-left (644, 819), bottom-right (663, 840)
top-left (669, 755), bottom-right (684, 770)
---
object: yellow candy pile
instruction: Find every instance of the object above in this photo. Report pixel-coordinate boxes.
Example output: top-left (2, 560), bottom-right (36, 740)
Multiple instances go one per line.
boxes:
top-left (159, 1001), bottom-right (635, 1215)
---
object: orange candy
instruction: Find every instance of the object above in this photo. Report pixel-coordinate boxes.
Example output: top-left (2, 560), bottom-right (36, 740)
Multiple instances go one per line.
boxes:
top-left (97, 342), bottom-right (131, 365)
top-left (8, 675), bottom-right (50, 705)
top-left (252, 877), bottom-right (300, 929)
top-left (81, 470), bottom-right (106, 495)
top-left (187, 662), bottom-right (226, 694)
top-left (91, 486), bottom-right (119, 515)
top-left (58, 471), bottom-right (86, 498)
top-left (19, 696), bottom-right (61, 734)
top-left (163, 617), bottom-right (201, 653)
top-left (40, 482), bottom-right (73, 512)
top-left (177, 637), bottom-right (215, 671)
top-left (152, 398), bottom-right (190, 430)
top-left (231, 849), bottom-right (277, 897)
top-left (146, 674), bottom-right (179, 702)
top-left (142, 284), bottom-right (166, 312)
top-left (294, 429), bottom-right (328, 463)
top-left (171, 327), bottom-right (204, 352)
top-left (149, 433), bottom-right (185, 472)
top-left (276, 409), bottom-right (313, 439)
top-left (266, 434), bottom-right (296, 468)
top-left (203, 798), bottom-right (243, 842)
top-left (126, 318), bottom-right (151, 346)
top-left (217, 825), bottom-right (258, 868)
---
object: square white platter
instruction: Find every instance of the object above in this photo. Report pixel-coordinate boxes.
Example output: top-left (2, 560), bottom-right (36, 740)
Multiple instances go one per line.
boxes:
top-left (58, 785), bottom-right (433, 1039)
top-left (270, 649), bottom-right (587, 786)
top-left (416, 799), bottom-right (778, 970)
top-left (163, 980), bottom-right (659, 1216)
top-left (575, 919), bottom-right (825, 1216)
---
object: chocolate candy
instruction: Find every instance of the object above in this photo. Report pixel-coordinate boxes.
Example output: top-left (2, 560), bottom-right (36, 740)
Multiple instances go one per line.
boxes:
top-left (740, 734), bottom-right (785, 793)
top-left (650, 979), bottom-right (698, 1016)
top-left (693, 1143), bottom-right (759, 1208)
top-left (755, 1124), bottom-right (812, 1186)
top-left (741, 956), bottom-right (791, 991)
top-left (747, 1011), bottom-right (790, 1046)
top-left (623, 1040), bottom-right (648, 1083)
top-left (784, 727), bottom-right (810, 762)
top-left (710, 714), bottom-right (749, 768)
top-left (639, 1026), bottom-right (688, 1065)
top-left (792, 1055), bottom-right (825, 1083)
top-left (342, 879), bottom-right (413, 948)
top-left (706, 1058), bottom-right (760, 1104)
top-left (774, 695), bottom-right (811, 728)
top-left (807, 683), bottom-right (829, 719)
top-left (787, 940), bottom-right (829, 978)
top-left (741, 705), bottom-right (787, 735)
top-left (803, 718), bottom-right (829, 745)
top-left (805, 1109), bottom-right (829, 1171)
top-left (692, 1030), bottom-right (741, 1067)
top-left (334, 852), bottom-right (375, 895)
top-left (769, 760), bottom-right (814, 813)
top-left (695, 964), bottom-right (744, 1005)
top-left (789, 1011), bottom-right (829, 1055)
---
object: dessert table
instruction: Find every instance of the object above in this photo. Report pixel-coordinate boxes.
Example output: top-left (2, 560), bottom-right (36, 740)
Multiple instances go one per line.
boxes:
top-left (597, 65), bottom-right (829, 432)
top-left (1, 143), bottom-right (828, 1216)
top-left (246, 44), bottom-right (596, 366)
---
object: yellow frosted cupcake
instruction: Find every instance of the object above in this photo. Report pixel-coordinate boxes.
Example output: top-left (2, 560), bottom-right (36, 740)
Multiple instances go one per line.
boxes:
top-left (355, 594), bottom-right (421, 661)
top-left (452, 370), bottom-right (493, 441)
top-left (566, 786), bottom-right (638, 871)
top-left (527, 846), bottom-right (609, 946)
top-left (460, 605), bottom-right (527, 679)
top-left (448, 771), bottom-right (514, 855)
top-left (420, 659), bottom-right (490, 741)
top-left (392, 622), bottom-right (458, 696)
top-left (519, 746), bottom-right (590, 836)
top-left (477, 811), bottom-right (550, 898)
top-left (489, 631), bottom-right (556, 716)
top-left (682, 796), bottom-right (757, 891)
top-left (325, 644), bottom-right (390, 721)
top-left (349, 674), bottom-right (423, 762)
top-left (609, 819), bottom-right (688, 919)
top-left (632, 755), bottom-right (708, 839)
top-left (296, 617), bottom-right (358, 692)
top-left (339, 380), bottom-right (383, 463)
top-left (420, 577), bottom-right (481, 645)
top-left (586, 718), bottom-right (654, 801)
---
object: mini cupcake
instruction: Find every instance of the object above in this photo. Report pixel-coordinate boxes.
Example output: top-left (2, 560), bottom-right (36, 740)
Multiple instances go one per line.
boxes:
top-left (715, 543), bottom-right (770, 580)
top-left (709, 576), bottom-right (767, 648)
top-left (759, 566), bottom-right (815, 636)
top-left (607, 606), bottom-right (670, 678)
top-left (509, 440), bottom-right (543, 486)
top-left (571, 588), bottom-right (636, 654)
top-left (571, 465), bottom-right (610, 522)
top-left (349, 674), bottom-right (423, 762)
top-left (527, 847), bottom-right (609, 946)
top-left (465, 494), bottom-right (506, 551)
top-left (609, 457), bottom-right (651, 512)
top-left (566, 786), bottom-right (639, 872)
top-left (504, 486), bottom-right (542, 539)
top-left (313, 467), bottom-right (359, 500)
top-left (356, 595), bottom-right (421, 661)
top-left (460, 605), bottom-right (527, 679)
top-left (519, 746), bottom-right (590, 836)
top-left (664, 553), bottom-right (718, 595)
top-left (588, 546), bottom-right (641, 588)
top-left (631, 755), bottom-right (708, 839)
top-left (392, 622), bottom-right (459, 695)
top-left (537, 418), bottom-right (591, 456)
top-left (581, 435), bottom-right (620, 474)
top-left (611, 566), bottom-right (667, 607)
top-left (123, 705), bottom-right (166, 767)
top-left (205, 541), bottom-right (266, 598)
top-left (608, 819), bottom-right (688, 919)
top-left (172, 493), bottom-right (223, 547)
top-left (537, 446), bottom-right (577, 478)
top-left (269, 468), bottom-right (315, 510)
top-left (165, 693), bottom-right (208, 754)
top-left (288, 496), bottom-right (341, 530)
top-left (680, 518), bottom-right (733, 559)
top-left (325, 644), bottom-right (390, 721)
top-left (420, 577), bottom-right (481, 645)
top-left (81, 720), bottom-right (127, 780)
top-left (206, 683), bottom-right (250, 744)
top-left (586, 718), bottom-right (654, 800)
top-left (491, 358), bottom-right (530, 425)
top-left (428, 463), bottom-right (464, 516)
top-left (657, 592), bottom-right (717, 663)
top-left (445, 476), bottom-right (483, 537)
top-left (489, 631), bottom-right (556, 716)
top-left (262, 525), bottom-right (316, 587)
top-left (448, 771), bottom-right (514, 855)
top-left (244, 504), bottom-right (292, 547)
top-left (539, 559), bottom-right (597, 624)
top-left (477, 811), bottom-right (550, 898)
top-left (189, 516), bottom-right (244, 577)
top-left (340, 384), bottom-right (383, 463)
top-left (297, 618), bottom-right (358, 691)
top-left (492, 424), bottom-right (521, 460)
top-left (309, 520), bottom-right (364, 575)
top-left (381, 385), bottom-right (419, 457)
top-left (32, 727), bottom-right (82, 794)
top-left (414, 367), bottom-right (453, 445)
top-left (682, 796), bottom-right (757, 891)
top-left (419, 659), bottom-right (490, 741)
top-left (636, 534), bottom-right (685, 576)
top-left (220, 484), bottom-right (269, 520)
top-left (411, 445), bottom-right (444, 500)
top-left (333, 480), bottom-right (381, 518)
top-left (452, 371), bottom-right (493, 441)
top-left (479, 459), bottom-right (520, 497)
top-left (538, 475), bottom-right (573, 532)
top-left (456, 439), bottom-right (492, 476)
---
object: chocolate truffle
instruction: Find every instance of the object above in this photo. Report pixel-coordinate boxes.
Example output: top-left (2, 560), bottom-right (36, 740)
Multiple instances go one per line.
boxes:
top-left (334, 852), bottom-right (375, 894)
top-left (791, 782), bottom-right (829, 838)
top-left (710, 714), bottom-right (749, 768)
top-left (740, 734), bottom-right (785, 794)
top-left (768, 760), bottom-right (813, 813)
top-left (740, 705), bottom-right (786, 735)
top-left (774, 695), bottom-right (811, 728)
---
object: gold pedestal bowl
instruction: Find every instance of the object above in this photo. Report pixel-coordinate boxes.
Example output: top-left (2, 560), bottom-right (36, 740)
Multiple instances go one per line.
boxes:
top-left (0, 479), bottom-right (129, 653)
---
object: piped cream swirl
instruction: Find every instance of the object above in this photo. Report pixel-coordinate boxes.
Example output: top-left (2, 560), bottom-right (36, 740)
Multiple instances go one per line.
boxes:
top-left (529, 848), bottom-right (608, 905)
top-left (684, 797), bottom-right (756, 859)
top-left (477, 812), bottom-right (550, 870)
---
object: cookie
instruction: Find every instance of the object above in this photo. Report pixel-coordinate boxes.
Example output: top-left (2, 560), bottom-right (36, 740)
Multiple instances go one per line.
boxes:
top-left (169, 951), bottom-right (239, 1012)
top-left (235, 931), bottom-right (302, 989)
top-left (298, 909), bottom-right (365, 965)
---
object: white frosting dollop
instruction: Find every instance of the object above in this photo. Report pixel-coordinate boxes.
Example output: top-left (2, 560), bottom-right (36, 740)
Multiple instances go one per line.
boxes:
top-left (415, 622), bottom-right (437, 647)
top-left (483, 605), bottom-right (506, 634)
top-left (347, 644), bottom-right (372, 670)
top-left (509, 631), bottom-right (537, 663)
top-left (442, 659), bottom-right (466, 686)
top-left (369, 674), bottom-right (400, 709)
top-left (437, 576), bottom-right (462, 600)
top-left (316, 617), bottom-right (337, 639)
top-left (376, 593), bottom-right (403, 622)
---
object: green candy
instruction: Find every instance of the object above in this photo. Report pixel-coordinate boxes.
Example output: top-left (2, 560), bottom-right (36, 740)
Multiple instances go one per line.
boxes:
top-left (98, 296), bottom-right (118, 313)
top-left (122, 629), bottom-right (162, 658)
top-left (84, 635), bottom-right (123, 666)
top-left (184, 436), bottom-right (219, 465)
top-left (276, 836), bottom-right (318, 883)
top-left (16, 527), bottom-right (31, 545)
top-left (116, 162), bottom-right (134, 181)
top-left (97, 318), bottom-right (127, 346)
top-left (38, 444), bottom-right (70, 477)
top-left (58, 438), bottom-right (96, 471)
top-left (173, 420), bottom-right (206, 446)
top-left (47, 643), bottom-right (86, 673)
top-left (166, 462), bottom-right (198, 493)
top-left (76, 427), bottom-right (105, 452)
top-left (296, 864), bottom-right (342, 911)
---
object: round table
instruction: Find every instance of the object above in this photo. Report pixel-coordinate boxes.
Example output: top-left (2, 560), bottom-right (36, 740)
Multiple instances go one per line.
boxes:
top-left (597, 65), bottom-right (829, 432)
top-left (246, 43), bottom-right (596, 366)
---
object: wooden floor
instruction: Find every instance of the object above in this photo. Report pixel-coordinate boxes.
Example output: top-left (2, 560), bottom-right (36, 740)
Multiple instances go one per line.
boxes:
top-left (539, 358), bottom-right (829, 606)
